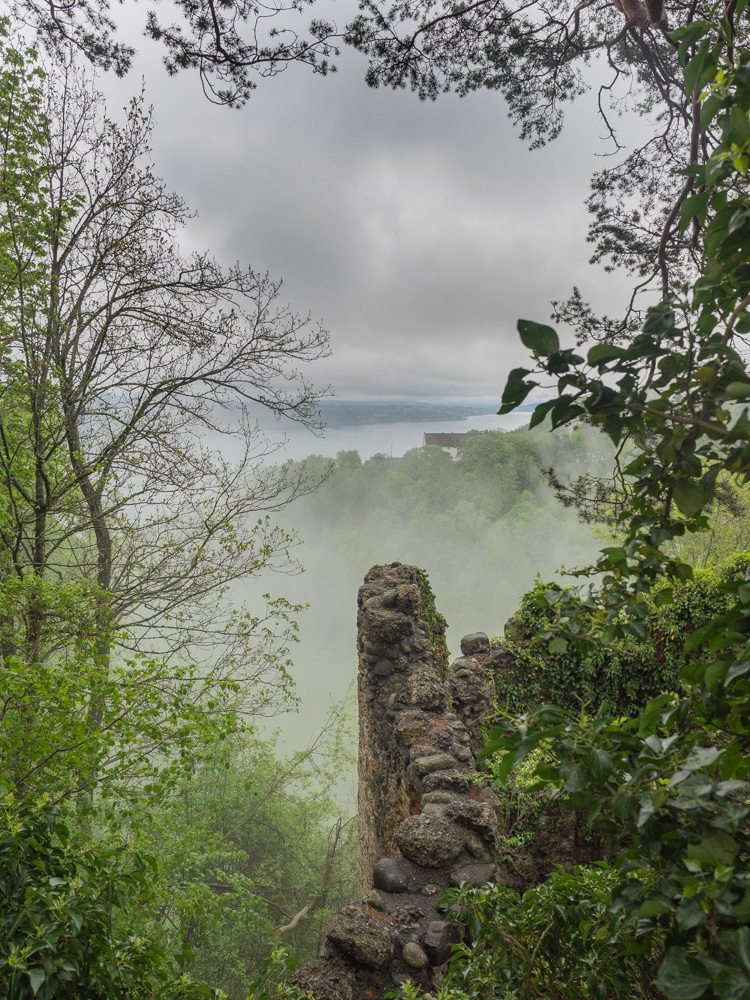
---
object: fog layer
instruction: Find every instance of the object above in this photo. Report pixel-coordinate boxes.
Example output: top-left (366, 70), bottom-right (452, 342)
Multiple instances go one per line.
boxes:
top-left (244, 424), bottom-right (612, 752)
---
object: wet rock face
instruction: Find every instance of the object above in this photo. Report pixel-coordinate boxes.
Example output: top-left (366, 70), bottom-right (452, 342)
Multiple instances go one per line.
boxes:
top-left (292, 564), bottom-right (500, 1000)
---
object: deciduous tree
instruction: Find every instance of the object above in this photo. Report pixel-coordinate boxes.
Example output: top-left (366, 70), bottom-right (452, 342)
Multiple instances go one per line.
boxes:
top-left (0, 40), bottom-right (330, 800)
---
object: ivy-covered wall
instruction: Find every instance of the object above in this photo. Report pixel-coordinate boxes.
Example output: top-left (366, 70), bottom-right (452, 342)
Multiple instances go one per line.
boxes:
top-left (495, 552), bottom-right (747, 718)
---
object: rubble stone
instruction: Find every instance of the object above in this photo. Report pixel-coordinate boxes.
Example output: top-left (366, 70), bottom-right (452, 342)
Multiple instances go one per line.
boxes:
top-left (460, 632), bottom-right (491, 656)
top-left (402, 943), bottom-right (429, 970)
top-left (396, 814), bottom-right (464, 867)
top-left (327, 905), bottom-right (394, 968)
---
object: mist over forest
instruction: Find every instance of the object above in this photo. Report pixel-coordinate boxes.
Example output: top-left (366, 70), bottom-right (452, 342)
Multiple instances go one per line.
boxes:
top-left (267, 424), bottom-right (612, 750)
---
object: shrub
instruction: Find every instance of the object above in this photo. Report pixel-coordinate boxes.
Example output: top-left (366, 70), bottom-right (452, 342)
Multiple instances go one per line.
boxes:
top-left (0, 793), bottom-right (213, 1000)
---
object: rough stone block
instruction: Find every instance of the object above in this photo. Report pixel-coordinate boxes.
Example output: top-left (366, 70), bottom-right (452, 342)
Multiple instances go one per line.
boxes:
top-left (421, 769), bottom-right (470, 795)
top-left (422, 791), bottom-right (453, 805)
top-left (327, 904), bottom-right (394, 968)
top-left (391, 902), bottom-right (425, 929)
top-left (460, 632), bottom-right (491, 656)
top-left (373, 857), bottom-right (408, 894)
top-left (402, 942), bottom-right (429, 969)
top-left (395, 814), bottom-right (464, 867)
top-left (446, 799), bottom-right (497, 844)
top-left (464, 832), bottom-right (486, 858)
top-left (423, 919), bottom-right (461, 966)
top-left (406, 670), bottom-right (446, 712)
top-left (411, 754), bottom-right (458, 778)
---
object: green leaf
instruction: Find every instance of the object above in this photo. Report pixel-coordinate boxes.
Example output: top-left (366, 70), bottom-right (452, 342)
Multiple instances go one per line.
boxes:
top-left (653, 588), bottom-right (674, 608)
top-left (643, 305), bottom-right (676, 336)
top-left (639, 895), bottom-right (674, 918)
top-left (499, 367), bottom-right (534, 413)
top-left (655, 950), bottom-right (712, 1000)
top-left (675, 899), bottom-right (706, 931)
top-left (589, 748), bottom-right (615, 783)
top-left (686, 831), bottom-right (739, 867)
top-left (528, 398), bottom-right (557, 429)
top-left (548, 636), bottom-right (568, 655)
top-left (27, 969), bottom-right (46, 996)
top-left (679, 190), bottom-right (711, 234)
top-left (727, 927), bottom-right (750, 972)
top-left (560, 762), bottom-right (586, 792)
top-left (587, 344), bottom-right (627, 365)
top-left (725, 659), bottom-right (750, 686)
top-left (684, 746), bottom-right (723, 771)
top-left (673, 481), bottom-right (709, 517)
top-left (725, 381), bottom-right (750, 399)
top-left (729, 105), bottom-right (750, 145)
top-left (670, 19), bottom-right (709, 45)
top-left (612, 792), bottom-right (636, 819)
top-left (700, 93), bottom-right (724, 131)
top-left (683, 39), bottom-right (712, 96)
top-left (517, 319), bottom-right (559, 357)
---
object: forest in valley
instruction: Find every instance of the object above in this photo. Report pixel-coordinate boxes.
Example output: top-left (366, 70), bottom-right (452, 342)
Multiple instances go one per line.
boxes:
top-left (2, 0), bottom-right (750, 997)
top-left (290, 426), bottom-right (611, 634)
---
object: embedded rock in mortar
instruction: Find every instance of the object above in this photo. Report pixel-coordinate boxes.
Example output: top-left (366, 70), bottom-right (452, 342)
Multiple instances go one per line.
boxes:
top-left (422, 769), bottom-right (470, 795)
top-left (394, 709), bottom-right (433, 747)
top-left (411, 753), bottom-right (458, 777)
top-left (464, 832), bottom-right (486, 858)
top-left (373, 857), bottom-right (409, 894)
top-left (391, 902), bottom-right (426, 930)
top-left (395, 813), bottom-right (464, 867)
top-left (449, 862), bottom-right (498, 887)
top-left (446, 798), bottom-right (498, 846)
top-left (448, 656), bottom-right (489, 705)
top-left (448, 647), bottom-right (496, 757)
top-left (422, 791), bottom-right (454, 805)
top-left (423, 919), bottom-right (461, 966)
top-left (402, 942), bottom-right (430, 969)
top-left (406, 669), bottom-right (446, 712)
top-left (326, 904), bottom-right (394, 968)
top-left (394, 583), bottom-right (422, 616)
top-left (362, 610), bottom-right (413, 646)
top-left (460, 632), bottom-right (491, 656)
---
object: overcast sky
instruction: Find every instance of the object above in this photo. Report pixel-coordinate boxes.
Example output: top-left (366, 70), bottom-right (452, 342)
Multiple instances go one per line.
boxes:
top-left (98, 11), bottom-right (638, 402)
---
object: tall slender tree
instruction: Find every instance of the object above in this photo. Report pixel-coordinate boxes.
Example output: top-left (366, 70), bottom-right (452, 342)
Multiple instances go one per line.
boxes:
top-left (0, 45), bottom-right (331, 799)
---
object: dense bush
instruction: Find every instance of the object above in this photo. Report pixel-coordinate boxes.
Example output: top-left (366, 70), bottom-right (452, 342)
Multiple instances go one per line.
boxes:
top-left (142, 731), bottom-right (358, 999)
top-left (0, 794), bottom-right (211, 1000)
top-left (387, 865), bottom-right (662, 1000)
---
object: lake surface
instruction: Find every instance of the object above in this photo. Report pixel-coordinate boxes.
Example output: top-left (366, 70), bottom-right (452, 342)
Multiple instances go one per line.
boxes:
top-left (266, 407), bottom-right (532, 462)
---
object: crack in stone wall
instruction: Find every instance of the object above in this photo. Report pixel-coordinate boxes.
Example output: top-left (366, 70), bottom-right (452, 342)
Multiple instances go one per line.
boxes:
top-left (292, 564), bottom-right (500, 999)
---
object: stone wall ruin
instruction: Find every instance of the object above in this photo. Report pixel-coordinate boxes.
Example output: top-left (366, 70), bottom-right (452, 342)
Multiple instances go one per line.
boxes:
top-left (291, 564), bottom-right (500, 999)
top-left (290, 562), bottom-right (599, 999)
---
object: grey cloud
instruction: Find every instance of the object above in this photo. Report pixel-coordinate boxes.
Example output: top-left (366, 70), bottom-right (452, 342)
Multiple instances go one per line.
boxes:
top-left (99, 26), bottom-right (634, 398)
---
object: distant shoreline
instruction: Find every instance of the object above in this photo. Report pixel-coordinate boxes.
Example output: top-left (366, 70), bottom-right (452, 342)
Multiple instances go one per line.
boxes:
top-left (319, 399), bottom-right (537, 429)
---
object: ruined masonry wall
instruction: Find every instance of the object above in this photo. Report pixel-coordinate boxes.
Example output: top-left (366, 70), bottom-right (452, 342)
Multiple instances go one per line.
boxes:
top-left (292, 564), bottom-right (499, 1000)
